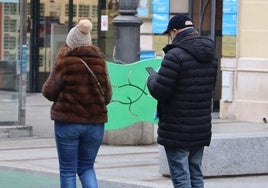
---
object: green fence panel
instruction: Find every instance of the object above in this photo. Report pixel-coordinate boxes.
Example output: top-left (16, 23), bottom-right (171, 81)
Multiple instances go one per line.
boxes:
top-left (106, 58), bottom-right (162, 130)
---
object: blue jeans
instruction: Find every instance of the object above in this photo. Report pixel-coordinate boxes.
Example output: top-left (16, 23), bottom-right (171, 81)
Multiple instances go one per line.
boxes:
top-left (165, 146), bottom-right (204, 188)
top-left (54, 122), bottom-right (104, 188)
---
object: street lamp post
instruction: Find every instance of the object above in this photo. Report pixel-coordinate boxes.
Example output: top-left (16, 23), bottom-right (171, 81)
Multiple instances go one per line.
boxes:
top-left (103, 0), bottom-right (154, 145)
top-left (112, 0), bottom-right (143, 64)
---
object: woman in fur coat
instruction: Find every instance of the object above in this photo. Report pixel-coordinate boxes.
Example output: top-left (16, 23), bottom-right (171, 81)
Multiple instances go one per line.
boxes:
top-left (42, 19), bottom-right (112, 188)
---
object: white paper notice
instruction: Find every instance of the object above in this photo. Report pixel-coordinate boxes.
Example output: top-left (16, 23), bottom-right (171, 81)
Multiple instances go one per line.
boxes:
top-left (101, 15), bottom-right (108, 31)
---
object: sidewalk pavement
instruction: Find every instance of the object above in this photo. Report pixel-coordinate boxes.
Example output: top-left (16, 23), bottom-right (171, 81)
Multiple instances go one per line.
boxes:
top-left (0, 93), bottom-right (268, 188)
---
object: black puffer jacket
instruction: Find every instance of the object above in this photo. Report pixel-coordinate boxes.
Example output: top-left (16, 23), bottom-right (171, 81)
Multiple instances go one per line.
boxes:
top-left (147, 29), bottom-right (218, 148)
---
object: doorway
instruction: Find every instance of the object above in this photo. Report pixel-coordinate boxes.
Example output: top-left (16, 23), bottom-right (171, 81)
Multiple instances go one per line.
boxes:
top-left (190, 0), bottom-right (222, 111)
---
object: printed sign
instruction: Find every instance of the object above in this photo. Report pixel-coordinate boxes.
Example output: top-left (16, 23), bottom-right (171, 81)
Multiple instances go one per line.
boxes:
top-left (101, 15), bottom-right (108, 31)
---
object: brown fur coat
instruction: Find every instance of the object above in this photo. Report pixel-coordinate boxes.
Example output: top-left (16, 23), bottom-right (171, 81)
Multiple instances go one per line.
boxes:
top-left (42, 44), bottom-right (112, 124)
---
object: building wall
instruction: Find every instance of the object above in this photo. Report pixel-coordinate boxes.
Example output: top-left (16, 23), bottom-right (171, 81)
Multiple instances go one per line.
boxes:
top-left (220, 0), bottom-right (268, 122)
top-left (0, 3), bottom-right (20, 60)
top-left (239, 0), bottom-right (268, 58)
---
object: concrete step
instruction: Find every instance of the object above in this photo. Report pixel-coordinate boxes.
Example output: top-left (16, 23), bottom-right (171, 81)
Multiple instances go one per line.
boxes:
top-left (0, 125), bottom-right (32, 139)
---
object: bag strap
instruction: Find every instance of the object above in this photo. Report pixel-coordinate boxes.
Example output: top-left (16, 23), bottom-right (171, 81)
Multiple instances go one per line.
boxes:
top-left (79, 58), bottom-right (105, 96)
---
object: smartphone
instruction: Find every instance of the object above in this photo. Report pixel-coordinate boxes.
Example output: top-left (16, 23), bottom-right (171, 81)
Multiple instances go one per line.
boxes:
top-left (145, 67), bottom-right (156, 75)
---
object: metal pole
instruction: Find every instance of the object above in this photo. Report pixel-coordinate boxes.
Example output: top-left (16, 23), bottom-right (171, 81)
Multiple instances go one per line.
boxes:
top-left (189, 0), bottom-right (193, 18)
top-left (20, 0), bottom-right (27, 44)
top-left (68, 0), bottom-right (73, 31)
top-left (19, 0), bottom-right (27, 125)
top-left (29, 0), bottom-right (40, 92)
top-left (211, 0), bottom-right (216, 40)
top-left (97, 0), bottom-right (102, 46)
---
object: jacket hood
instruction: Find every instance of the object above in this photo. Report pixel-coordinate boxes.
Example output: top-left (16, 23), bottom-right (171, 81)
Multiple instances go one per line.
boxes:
top-left (163, 34), bottom-right (216, 63)
top-left (173, 35), bottom-right (216, 63)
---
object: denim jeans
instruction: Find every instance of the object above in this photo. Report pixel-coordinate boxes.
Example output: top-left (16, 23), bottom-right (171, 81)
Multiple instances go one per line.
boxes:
top-left (165, 146), bottom-right (204, 188)
top-left (54, 122), bottom-right (104, 188)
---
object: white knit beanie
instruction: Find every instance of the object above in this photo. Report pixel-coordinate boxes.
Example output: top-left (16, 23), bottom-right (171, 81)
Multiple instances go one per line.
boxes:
top-left (66, 19), bottom-right (93, 48)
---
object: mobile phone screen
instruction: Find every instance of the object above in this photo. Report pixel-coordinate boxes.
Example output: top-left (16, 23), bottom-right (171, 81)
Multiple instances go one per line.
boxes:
top-left (145, 67), bottom-right (156, 75)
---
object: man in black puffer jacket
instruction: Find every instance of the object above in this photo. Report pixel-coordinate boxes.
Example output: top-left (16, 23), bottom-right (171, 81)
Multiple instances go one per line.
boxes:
top-left (147, 14), bottom-right (218, 188)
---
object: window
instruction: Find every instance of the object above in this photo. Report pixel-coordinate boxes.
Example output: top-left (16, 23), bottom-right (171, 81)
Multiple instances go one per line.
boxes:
top-left (79, 4), bottom-right (90, 17)
top-left (4, 19), bottom-right (17, 32)
top-left (4, 36), bottom-right (17, 50)
top-left (65, 4), bottom-right (77, 17)
top-left (4, 3), bottom-right (17, 15)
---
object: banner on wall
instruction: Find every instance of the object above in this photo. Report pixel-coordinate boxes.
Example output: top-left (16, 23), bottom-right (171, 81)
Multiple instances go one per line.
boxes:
top-left (152, 13), bottom-right (169, 34)
top-left (152, 0), bottom-right (170, 34)
top-left (222, 0), bottom-right (238, 36)
top-left (152, 0), bottom-right (169, 13)
top-left (137, 0), bottom-right (149, 17)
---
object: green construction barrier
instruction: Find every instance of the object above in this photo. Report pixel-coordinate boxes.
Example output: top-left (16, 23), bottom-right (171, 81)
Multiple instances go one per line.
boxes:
top-left (106, 58), bottom-right (162, 130)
